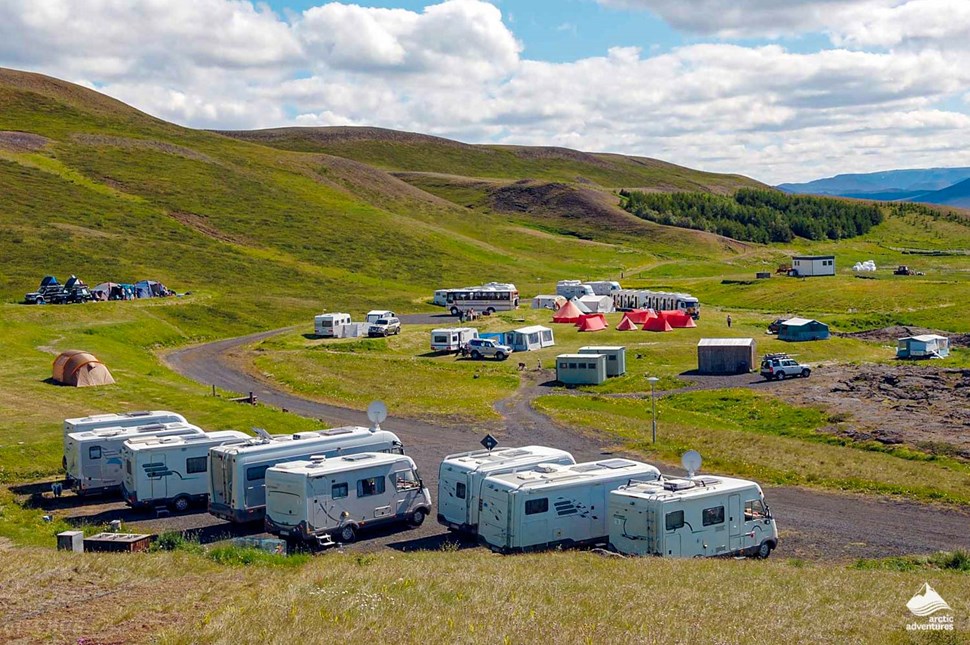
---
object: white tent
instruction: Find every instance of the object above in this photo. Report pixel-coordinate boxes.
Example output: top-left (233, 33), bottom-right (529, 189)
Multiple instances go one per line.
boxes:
top-left (579, 295), bottom-right (614, 313)
top-left (570, 297), bottom-right (592, 314)
top-left (508, 325), bottom-right (556, 352)
top-left (532, 295), bottom-right (566, 310)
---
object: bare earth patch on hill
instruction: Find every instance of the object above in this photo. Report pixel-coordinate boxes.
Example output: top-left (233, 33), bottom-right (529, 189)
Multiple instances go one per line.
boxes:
top-left (836, 325), bottom-right (970, 347)
top-left (72, 133), bottom-right (215, 163)
top-left (0, 131), bottom-right (48, 152)
top-left (167, 211), bottom-right (258, 246)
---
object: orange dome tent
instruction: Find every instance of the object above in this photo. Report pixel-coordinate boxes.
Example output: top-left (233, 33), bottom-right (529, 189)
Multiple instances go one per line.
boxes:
top-left (52, 350), bottom-right (115, 387)
top-left (552, 299), bottom-right (584, 323)
top-left (643, 314), bottom-right (673, 332)
top-left (616, 315), bottom-right (639, 331)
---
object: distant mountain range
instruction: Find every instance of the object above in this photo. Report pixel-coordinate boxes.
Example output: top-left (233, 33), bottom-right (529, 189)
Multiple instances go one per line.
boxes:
top-left (778, 167), bottom-right (970, 207)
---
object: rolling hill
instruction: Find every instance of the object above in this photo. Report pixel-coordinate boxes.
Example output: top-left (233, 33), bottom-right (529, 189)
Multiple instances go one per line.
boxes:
top-left (778, 167), bottom-right (970, 198)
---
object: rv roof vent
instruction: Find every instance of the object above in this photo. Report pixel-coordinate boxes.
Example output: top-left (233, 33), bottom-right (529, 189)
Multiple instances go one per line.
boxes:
top-left (595, 459), bottom-right (637, 469)
top-left (695, 476), bottom-right (721, 487)
top-left (322, 428), bottom-right (355, 436)
top-left (309, 454), bottom-right (327, 462)
top-left (533, 464), bottom-right (560, 473)
top-left (342, 454), bottom-right (374, 462)
top-left (662, 479), bottom-right (695, 492)
top-left (128, 411), bottom-right (152, 417)
top-left (293, 431), bottom-right (323, 440)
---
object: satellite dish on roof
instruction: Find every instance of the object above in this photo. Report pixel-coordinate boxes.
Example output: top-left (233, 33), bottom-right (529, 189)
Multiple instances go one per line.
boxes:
top-left (367, 401), bottom-right (388, 431)
top-left (681, 450), bottom-right (702, 478)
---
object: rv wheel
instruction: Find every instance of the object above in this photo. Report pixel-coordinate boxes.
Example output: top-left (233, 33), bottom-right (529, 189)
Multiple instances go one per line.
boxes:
top-left (450, 307), bottom-right (460, 316)
top-left (170, 496), bottom-right (190, 513)
top-left (757, 541), bottom-right (772, 559)
top-left (486, 307), bottom-right (495, 315)
top-left (338, 525), bottom-right (356, 543)
top-left (408, 509), bottom-right (426, 527)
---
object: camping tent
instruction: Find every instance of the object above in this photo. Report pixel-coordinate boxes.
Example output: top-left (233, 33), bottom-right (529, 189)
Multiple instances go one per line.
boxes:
top-left (578, 295), bottom-right (615, 314)
top-left (570, 297), bottom-right (592, 314)
top-left (532, 295), bottom-right (566, 310)
top-left (616, 316), bottom-right (639, 331)
top-left (134, 280), bottom-right (172, 299)
top-left (91, 282), bottom-right (129, 301)
top-left (643, 314), bottom-right (673, 332)
top-left (508, 326), bottom-right (556, 351)
top-left (52, 350), bottom-right (115, 387)
top-left (660, 310), bottom-right (697, 328)
top-left (576, 314), bottom-right (607, 332)
top-left (625, 309), bottom-right (656, 324)
top-left (552, 300), bottom-right (584, 323)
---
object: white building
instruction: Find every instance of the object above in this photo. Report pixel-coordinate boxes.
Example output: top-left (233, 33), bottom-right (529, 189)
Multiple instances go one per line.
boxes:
top-left (791, 255), bottom-right (835, 277)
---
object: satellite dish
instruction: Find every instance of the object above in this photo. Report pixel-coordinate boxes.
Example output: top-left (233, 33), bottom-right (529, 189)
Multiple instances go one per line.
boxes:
top-left (681, 450), bottom-right (702, 478)
top-left (367, 401), bottom-right (388, 430)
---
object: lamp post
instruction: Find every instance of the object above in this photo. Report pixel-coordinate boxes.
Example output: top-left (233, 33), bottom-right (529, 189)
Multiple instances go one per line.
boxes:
top-left (646, 376), bottom-right (659, 444)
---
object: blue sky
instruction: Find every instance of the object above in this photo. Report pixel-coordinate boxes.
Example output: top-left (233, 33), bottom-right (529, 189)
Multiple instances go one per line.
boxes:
top-left (1, 0), bottom-right (968, 183)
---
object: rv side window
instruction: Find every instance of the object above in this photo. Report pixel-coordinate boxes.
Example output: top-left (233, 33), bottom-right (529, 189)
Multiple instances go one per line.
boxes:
top-left (357, 477), bottom-right (386, 497)
top-left (332, 483), bottom-right (349, 499)
top-left (702, 506), bottom-right (725, 526)
top-left (392, 470), bottom-right (420, 491)
top-left (524, 498), bottom-right (548, 515)
top-left (186, 456), bottom-right (207, 474)
top-left (126, 460), bottom-right (132, 475)
top-left (558, 362), bottom-right (567, 369)
top-left (665, 510), bottom-right (684, 530)
top-left (89, 446), bottom-right (102, 460)
top-left (456, 482), bottom-right (466, 499)
top-left (744, 500), bottom-right (765, 521)
top-left (247, 465), bottom-right (269, 482)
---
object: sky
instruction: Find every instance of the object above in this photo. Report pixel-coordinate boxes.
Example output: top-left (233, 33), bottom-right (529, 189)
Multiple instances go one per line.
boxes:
top-left (1, 1), bottom-right (969, 184)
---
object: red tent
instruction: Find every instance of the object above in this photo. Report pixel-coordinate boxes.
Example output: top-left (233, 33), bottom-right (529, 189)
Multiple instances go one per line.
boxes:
top-left (616, 316), bottom-right (639, 331)
top-left (577, 314), bottom-right (607, 332)
top-left (661, 310), bottom-right (697, 328)
top-left (643, 314), bottom-right (673, 332)
top-left (626, 308), bottom-right (657, 324)
top-left (552, 300), bottom-right (584, 323)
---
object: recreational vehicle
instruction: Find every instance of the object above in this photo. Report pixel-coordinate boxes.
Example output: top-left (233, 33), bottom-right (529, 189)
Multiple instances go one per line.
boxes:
top-left (556, 280), bottom-right (594, 300)
top-left (264, 453), bottom-right (431, 545)
top-left (613, 289), bottom-right (701, 319)
top-left (208, 427), bottom-right (404, 523)
top-left (62, 410), bottom-right (186, 469)
top-left (608, 475), bottom-right (778, 558)
top-left (365, 310), bottom-right (396, 324)
top-left (431, 327), bottom-right (479, 353)
top-left (314, 313), bottom-right (352, 337)
top-left (437, 446), bottom-right (576, 533)
top-left (478, 459), bottom-right (660, 553)
top-left (65, 422), bottom-right (205, 495)
top-left (584, 281), bottom-right (622, 296)
top-left (121, 430), bottom-right (250, 511)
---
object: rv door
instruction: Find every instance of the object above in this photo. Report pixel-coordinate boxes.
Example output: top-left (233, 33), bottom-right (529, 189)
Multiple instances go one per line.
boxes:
top-left (729, 494), bottom-right (742, 551)
top-left (149, 453), bottom-right (168, 501)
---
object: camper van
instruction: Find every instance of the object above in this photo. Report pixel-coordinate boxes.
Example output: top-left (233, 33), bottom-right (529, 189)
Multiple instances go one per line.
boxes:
top-left (65, 422), bottom-right (205, 495)
top-left (314, 313), bottom-right (352, 338)
top-left (437, 446), bottom-right (576, 533)
top-left (366, 310), bottom-right (396, 324)
top-left (608, 475), bottom-right (778, 558)
top-left (585, 281), bottom-right (622, 297)
top-left (121, 430), bottom-right (250, 511)
top-left (556, 280), bottom-right (594, 300)
top-left (431, 327), bottom-right (479, 353)
top-left (62, 410), bottom-right (187, 470)
top-left (478, 459), bottom-right (660, 553)
top-left (265, 453), bottom-right (432, 545)
top-left (208, 427), bottom-right (405, 523)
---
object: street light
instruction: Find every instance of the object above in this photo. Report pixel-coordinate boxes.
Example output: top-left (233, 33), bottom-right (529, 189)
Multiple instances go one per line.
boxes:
top-left (646, 376), bottom-right (659, 444)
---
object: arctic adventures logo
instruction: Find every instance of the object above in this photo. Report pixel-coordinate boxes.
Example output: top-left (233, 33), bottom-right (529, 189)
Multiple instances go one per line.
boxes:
top-left (905, 583), bottom-right (954, 632)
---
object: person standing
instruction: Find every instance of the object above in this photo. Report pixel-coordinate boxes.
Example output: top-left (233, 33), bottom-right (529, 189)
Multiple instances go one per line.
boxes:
top-left (726, 314), bottom-right (733, 328)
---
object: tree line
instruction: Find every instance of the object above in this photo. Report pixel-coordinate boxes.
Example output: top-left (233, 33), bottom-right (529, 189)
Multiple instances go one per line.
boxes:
top-left (620, 188), bottom-right (884, 243)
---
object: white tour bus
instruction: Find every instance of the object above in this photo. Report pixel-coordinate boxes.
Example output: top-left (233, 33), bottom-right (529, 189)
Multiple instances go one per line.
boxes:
top-left (437, 446), bottom-right (576, 534)
top-left (265, 453), bottom-right (432, 545)
top-left (584, 281), bottom-right (622, 297)
top-left (65, 422), bottom-right (205, 495)
top-left (556, 280), bottom-right (594, 300)
top-left (62, 410), bottom-right (187, 470)
top-left (430, 327), bottom-right (479, 353)
top-left (208, 427), bottom-right (405, 523)
top-left (612, 289), bottom-right (701, 319)
top-left (608, 475), bottom-right (778, 558)
top-left (445, 287), bottom-right (519, 316)
top-left (478, 458), bottom-right (660, 553)
top-left (314, 313), bottom-right (352, 337)
top-left (121, 430), bottom-right (250, 511)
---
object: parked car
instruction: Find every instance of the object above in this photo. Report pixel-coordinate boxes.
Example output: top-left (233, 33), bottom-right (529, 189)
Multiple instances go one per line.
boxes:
top-left (368, 316), bottom-right (401, 337)
top-left (766, 318), bottom-right (788, 334)
top-left (760, 353), bottom-right (810, 380)
top-left (25, 275), bottom-right (94, 305)
top-left (462, 338), bottom-right (513, 360)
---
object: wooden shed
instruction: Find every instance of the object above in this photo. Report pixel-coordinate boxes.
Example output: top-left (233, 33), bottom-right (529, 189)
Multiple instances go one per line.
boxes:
top-left (697, 338), bottom-right (757, 374)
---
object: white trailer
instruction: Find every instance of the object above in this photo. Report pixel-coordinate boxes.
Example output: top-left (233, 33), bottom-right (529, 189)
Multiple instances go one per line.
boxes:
top-left (62, 410), bottom-right (186, 470)
top-left (431, 327), bottom-right (479, 353)
top-left (612, 289), bottom-right (701, 319)
top-left (265, 453), bottom-right (432, 545)
top-left (584, 281), bottom-right (622, 296)
top-left (437, 446), bottom-right (576, 533)
top-left (65, 422), bottom-right (205, 495)
top-left (121, 430), bottom-right (250, 511)
top-left (608, 475), bottom-right (778, 558)
top-left (478, 458), bottom-right (660, 553)
top-left (314, 313), bottom-right (352, 337)
top-left (556, 280), bottom-right (594, 300)
top-left (208, 427), bottom-right (404, 523)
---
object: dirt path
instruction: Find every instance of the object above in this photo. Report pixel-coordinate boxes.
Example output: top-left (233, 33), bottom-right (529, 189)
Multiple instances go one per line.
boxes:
top-left (148, 325), bottom-right (970, 561)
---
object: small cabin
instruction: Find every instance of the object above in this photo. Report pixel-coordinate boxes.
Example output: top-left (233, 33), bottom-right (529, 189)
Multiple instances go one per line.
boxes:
top-left (897, 334), bottom-right (949, 359)
top-left (697, 338), bottom-right (757, 374)
top-left (578, 346), bottom-right (626, 377)
top-left (791, 255), bottom-right (835, 277)
top-left (778, 317), bottom-right (829, 342)
top-left (509, 326), bottom-right (555, 352)
top-left (556, 353), bottom-right (607, 385)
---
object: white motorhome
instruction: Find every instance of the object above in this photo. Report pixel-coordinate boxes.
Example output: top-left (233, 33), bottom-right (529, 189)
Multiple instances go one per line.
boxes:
top-left (314, 313), bottom-right (352, 338)
top-left (430, 327), bottom-right (479, 353)
top-left (208, 427), bottom-right (404, 523)
top-left (585, 281), bottom-right (622, 296)
top-left (613, 289), bottom-right (701, 319)
top-left (121, 430), bottom-right (250, 511)
top-left (556, 280), bottom-right (594, 300)
top-left (366, 310), bottom-right (396, 324)
top-left (437, 446), bottom-right (576, 533)
top-left (478, 459), bottom-right (660, 553)
top-left (65, 422), bottom-right (205, 495)
top-left (62, 410), bottom-right (186, 470)
top-left (264, 453), bottom-right (431, 545)
top-left (608, 475), bottom-right (778, 558)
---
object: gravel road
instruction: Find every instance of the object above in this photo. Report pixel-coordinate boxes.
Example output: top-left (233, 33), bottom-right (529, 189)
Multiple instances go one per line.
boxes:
top-left (56, 318), bottom-right (967, 561)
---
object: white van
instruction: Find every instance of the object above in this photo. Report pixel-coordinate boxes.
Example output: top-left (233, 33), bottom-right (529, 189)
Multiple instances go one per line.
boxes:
top-left (121, 430), bottom-right (250, 511)
top-left (366, 310), bottom-right (396, 324)
top-left (556, 280), bottom-right (594, 300)
top-left (430, 327), bottom-right (479, 353)
top-left (208, 427), bottom-right (405, 523)
top-left (314, 313), bottom-right (352, 338)
top-left (478, 459), bottom-right (660, 553)
top-left (437, 446), bottom-right (576, 533)
top-left (265, 453), bottom-right (431, 545)
top-left (608, 475), bottom-right (778, 558)
top-left (65, 422), bottom-right (205, 495)
top-left (62, 410), bottom-right (186, 470)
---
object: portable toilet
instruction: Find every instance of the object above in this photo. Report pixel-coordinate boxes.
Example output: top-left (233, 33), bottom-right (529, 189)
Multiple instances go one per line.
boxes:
top-left (556, 353), bottom-right (607, 385)
top-left (578, 346), bottom-right (626, 377)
